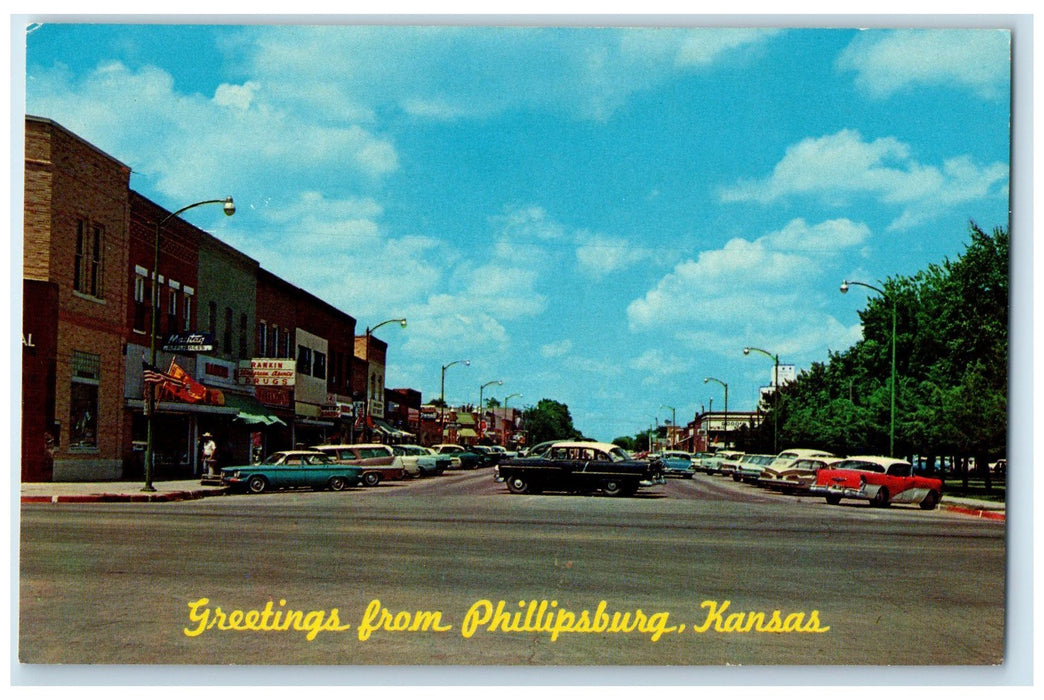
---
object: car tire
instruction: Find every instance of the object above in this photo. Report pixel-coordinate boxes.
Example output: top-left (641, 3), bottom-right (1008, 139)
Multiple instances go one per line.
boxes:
top-left (919, 490), bottom-right (939, 510)
top-left (328, 476), bottom-right (347, 491)
top-left (603, 479), bottom-right (629, 497)
top-left (825, 494), bottom-right (841, 505)
top-left (247, 475), bottom-right (268, 494)
top-left (871, 487), bottom-right (890, 508)
top-left (363, 472), bottom-right (381, 487)
top-left (506, 476), bottom-right (530, 494)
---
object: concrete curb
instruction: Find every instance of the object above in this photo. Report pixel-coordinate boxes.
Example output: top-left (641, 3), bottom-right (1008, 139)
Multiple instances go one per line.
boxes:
top-left (941, 503), bottom-right (1005, 521)
top-left (20, 488), bottom-right (228, 504)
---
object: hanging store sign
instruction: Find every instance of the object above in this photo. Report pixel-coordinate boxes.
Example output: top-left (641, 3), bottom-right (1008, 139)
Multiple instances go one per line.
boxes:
top-left (238, 358), bottom-right (297, 386)
top-left (163, 332), bottom-right (214, 353)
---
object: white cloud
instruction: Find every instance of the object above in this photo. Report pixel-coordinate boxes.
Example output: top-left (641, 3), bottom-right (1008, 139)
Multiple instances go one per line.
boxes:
top-left (627, 218), bottom-right (871, 358)
top-left (575, 231), bottom-right (658, 278)
top-left (837, 29), bottom-right (1010, 100)
top-left (540, 339), bottom-right (573, 358)
top-left (719, 129), bottom-right (1008, 230)
top-left (629, 349), bottom-right (692, 385)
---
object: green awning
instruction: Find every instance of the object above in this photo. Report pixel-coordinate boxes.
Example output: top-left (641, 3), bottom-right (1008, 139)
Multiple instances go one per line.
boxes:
top-left (457, 428), bottom-right (478, 438)
top-left (457, 413), bottom-right (476, 425)
top-left (222, 393), bottom-right (287, 426)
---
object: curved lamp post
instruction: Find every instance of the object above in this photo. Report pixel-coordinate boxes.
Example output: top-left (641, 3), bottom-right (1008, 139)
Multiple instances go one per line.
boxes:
top-left (361, 318), bottom-right (406, 440)
top-left (504, 393), bottom-right (522, 447)
top-left (703, 377), bottom-right (728, 450)
top-left (659, 404), bottom-right (676, 448)
top-left (841, 279), bottom-right (897, 457)
top-left (439, 359), bottom-right (471, 434)
top-left (743, 346), bottom-right (779, 454)
top-left (144, 196), bottom-right (235, 492)
top-left (479, 379), bottom-right (503, 439)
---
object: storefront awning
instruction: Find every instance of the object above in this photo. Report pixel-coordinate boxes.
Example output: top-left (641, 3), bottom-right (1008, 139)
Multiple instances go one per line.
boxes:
top-left (457, 428), bottom-right (478, 438)
top-left (222, 393), bottom-right (287, 426)
top-left (373, 418), bottom-right (415, 439)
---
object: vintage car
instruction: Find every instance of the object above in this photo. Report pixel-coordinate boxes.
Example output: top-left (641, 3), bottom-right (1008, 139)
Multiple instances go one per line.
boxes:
top-left (312, 443), bottom-right (404, 486)
top-left (221, 450), bottom-right (363, 494)
top-left (734, 454), bottom-right (776, 483)
top-left (758, 456), bottom-right (843, 494)
top-left (657, 450), bottom-right (696, 479)
top-left (757, 448), bottom-right (838, 489)
top-left (717, 453), bottom-right (747, 480)
top-left (810, 456), bottom-right (943, 509)
top-left (702, 450), bottom-right (744, 476)
top-left (494, 441), bottom-right (666, 497)
top-left (391, 444), bottom-right (450, 477)
top-left (434, 443), bottom-right (494, 469)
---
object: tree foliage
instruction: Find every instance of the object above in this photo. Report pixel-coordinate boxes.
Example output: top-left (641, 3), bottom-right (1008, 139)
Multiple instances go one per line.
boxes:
top-left (741, 223), bottom-right (1008, 465)
top-left (522, 399), bottom-right (584, 445)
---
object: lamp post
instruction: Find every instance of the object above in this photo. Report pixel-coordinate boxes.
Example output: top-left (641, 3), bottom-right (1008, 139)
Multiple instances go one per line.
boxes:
top-left (841, 279), bottom-right (897, 457)
top-left (479, 379), bottom-right (503, 439)
top-left (659, 404), bottom-right (676, 448)
top-left (361, 318), bottom-right (406, 441)
top-left (144, 196), bottom-right (235, 492)
top-left (439, 359), bottom-right (471, 439)
top-left (704, 377), bottom-right (728, 450)
top-left (743, 346), bottom-right (779, 454)
top-left (504, 393), bottom-right (522, 447)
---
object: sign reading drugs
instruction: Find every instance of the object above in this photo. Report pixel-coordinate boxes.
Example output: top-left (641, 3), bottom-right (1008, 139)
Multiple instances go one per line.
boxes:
top-left (239, 358), bottom-right (297, 386)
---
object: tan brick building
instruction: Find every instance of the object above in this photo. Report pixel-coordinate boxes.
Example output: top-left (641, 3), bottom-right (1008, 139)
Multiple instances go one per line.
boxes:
top-left (23, 116), bottom-right (132, 480)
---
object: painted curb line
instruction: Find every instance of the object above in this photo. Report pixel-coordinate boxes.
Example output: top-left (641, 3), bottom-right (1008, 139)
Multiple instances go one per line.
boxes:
top-left (21, 488), bottom-right (228, 504)
top-left (942, 503), bottom-right (1005, 521)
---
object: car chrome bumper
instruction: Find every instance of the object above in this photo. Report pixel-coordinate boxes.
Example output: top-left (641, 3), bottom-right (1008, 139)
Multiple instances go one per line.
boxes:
top-left (809, 485), bottom-right (868, 499)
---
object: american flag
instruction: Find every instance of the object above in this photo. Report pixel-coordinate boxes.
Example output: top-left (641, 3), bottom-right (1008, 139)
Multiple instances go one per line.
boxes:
top-left (142, 359), bottom-right (183, 386)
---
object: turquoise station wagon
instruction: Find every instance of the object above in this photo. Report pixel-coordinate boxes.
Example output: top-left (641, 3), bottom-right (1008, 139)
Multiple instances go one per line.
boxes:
top-left (221, 450), bottom-right (364, 494)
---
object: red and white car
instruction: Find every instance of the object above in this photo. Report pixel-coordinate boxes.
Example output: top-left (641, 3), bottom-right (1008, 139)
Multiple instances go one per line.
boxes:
top-left (810, 456), bottom-right (943, 510)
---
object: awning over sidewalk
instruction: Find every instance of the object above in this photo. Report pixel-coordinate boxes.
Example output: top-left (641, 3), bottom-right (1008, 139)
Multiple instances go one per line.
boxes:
top-left (222, 393), bottom-right (287, 426)
top-left (373, 418), bottom-right (414, 439)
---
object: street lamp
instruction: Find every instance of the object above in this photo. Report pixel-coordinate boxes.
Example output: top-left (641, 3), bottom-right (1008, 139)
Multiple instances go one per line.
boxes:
top-left (659, 404), bottom-right (676, 448)
top-left (439, 359), bottom-right (471, 436)
top-left (704, 377), bottom-right (728, 450)
top-left (743, 346), bottom-right (779, 454)
top-left (841, 279), bottom-right (897, 457)
top-left (479, 379), bottom-right (503, 439)
top-left (361, 318), bottom-right (406, 441)
top-left (144, 196), bottom-right (235, 492)
top-left (504, 393), bottom-right (522, 447)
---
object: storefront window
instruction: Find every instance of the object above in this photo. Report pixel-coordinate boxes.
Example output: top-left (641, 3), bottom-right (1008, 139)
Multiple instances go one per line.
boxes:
top-left (69, 350), bottom-right (100, 449)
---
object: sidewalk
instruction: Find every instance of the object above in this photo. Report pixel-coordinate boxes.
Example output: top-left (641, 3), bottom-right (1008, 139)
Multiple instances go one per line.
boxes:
top-left (19, 478), bottom-right (229, 503)
top-left (18, 479), bottom-right (1005, 519)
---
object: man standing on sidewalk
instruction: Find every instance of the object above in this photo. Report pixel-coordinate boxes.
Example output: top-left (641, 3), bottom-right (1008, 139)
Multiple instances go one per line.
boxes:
top-left (201, 432), bottom-right (218, 480)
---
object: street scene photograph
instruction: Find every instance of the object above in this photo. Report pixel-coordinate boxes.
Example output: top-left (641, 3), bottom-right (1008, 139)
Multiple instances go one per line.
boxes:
top-left (12, 13), bottom-right (1027, 687)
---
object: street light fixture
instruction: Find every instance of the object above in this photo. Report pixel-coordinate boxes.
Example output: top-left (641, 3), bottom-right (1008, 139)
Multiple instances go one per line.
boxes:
top-left (703, 377), bottom-right (728, 450)
top-left (504, 393), bottom-right (523, 447)
top-left (361, 318), bottom-right (407, 441)
top-left (841, 279), bottom-right (897, 457)
top-left (479, 379), bottom-right (503, 412)
top-left (743, 346), bottom-right (780, 454)
top-left (439, 359), bottom-right (471, 435)
top-left (659, 404), bottom-right (676, 448)
top-left (144, 196), bottom-right (235, 492)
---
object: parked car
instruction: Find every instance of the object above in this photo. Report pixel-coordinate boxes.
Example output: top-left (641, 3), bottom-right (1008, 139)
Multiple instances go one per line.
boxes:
top-left (391, 444), bottom-right (450, 477)
top-left (703, 450), bottom-right (744, 476)
top-left (735, 454), bottom-right (776, 483)
top-left (468, 445), bottom-right (502, 467)
top-left (657, 451), bottom-right (695, 479)
top-left (758, 456), bottom-right (843, 494)
top-left (757, 448), bottom-right (837, 486)
top-left (313, 443), bottom-right (404, 486)
top-left (494, 441), bottom-right (665, 497)
top-left (691, 452), bottom-right (716, 473)
top-left (810, 456), bottom-right (943, 509)
top-left (717, 453), bottom-right (747, 480)
top-left (221, 450), bottom-right (363, 494)
top-left (521, 440), bottom-right (567, 458)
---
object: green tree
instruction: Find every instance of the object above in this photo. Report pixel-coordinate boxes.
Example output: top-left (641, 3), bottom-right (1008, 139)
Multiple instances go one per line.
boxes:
top-left (522, 399), bottom-right (583, 445)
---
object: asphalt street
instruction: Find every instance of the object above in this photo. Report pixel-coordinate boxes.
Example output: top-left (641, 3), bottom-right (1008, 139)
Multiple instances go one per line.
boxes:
top-left (18, 469), bottom-right (1006, 676)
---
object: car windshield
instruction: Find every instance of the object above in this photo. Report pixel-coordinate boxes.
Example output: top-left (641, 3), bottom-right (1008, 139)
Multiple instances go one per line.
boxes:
top-left (835, 460), bottom-right (886, 473)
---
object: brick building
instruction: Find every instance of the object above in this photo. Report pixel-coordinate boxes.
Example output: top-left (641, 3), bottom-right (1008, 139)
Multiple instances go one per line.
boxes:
top-left (22, 115), bottom-right (416, 481)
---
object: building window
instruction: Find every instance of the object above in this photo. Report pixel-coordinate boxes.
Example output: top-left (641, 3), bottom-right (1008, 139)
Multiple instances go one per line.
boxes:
top-left (313, 351), bottom-right (326, 380)
top-left (268, 325), bottom-right (278, 358)
top-left (239, 313), bottom-right (248, 359)
top-left (257, 322), bottom-right (267, 357)
top-left (74, 220), bottom-right (103, 298)
top-left (183, 289), bottom-right (193, 331)
top-left (223, 307), bottom-right (233, 354)
top-left (167, 284), bottom-right (178, 337)
top-left (69, 351), bottom-right (100, 449)
top-left (133, 268), bottom-right (148, 333)
top-left (208, 301), bottom-right (218, 342)
top-left (297, 345), bottom-right (312, 376)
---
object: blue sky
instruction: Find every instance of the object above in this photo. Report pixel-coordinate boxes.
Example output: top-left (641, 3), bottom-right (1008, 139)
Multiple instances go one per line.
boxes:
top-left (21, 21), bottom-right (1012, 442)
